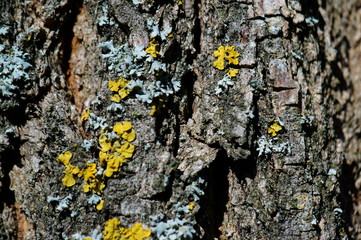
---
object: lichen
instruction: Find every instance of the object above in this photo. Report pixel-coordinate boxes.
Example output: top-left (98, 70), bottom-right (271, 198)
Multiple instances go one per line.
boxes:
top-left (145, 38), bottom-right (159, 58)
top-left (267, 120), bottom-right (283, 136)
top-left (103, 218), bottom-right (151, 240)
top-left (213, 46), bottom-right (240, 70)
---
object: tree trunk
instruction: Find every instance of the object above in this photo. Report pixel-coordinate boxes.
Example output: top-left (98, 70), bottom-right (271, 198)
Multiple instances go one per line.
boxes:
top-left (0, 0), bottom-right (360, 239)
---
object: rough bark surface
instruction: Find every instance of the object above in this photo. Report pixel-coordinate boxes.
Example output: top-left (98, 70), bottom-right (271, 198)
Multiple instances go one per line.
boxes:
top-left (0, 0), bottom-right (360, 239)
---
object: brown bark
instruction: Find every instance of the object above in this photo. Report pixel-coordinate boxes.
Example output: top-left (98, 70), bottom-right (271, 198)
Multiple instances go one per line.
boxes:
top-left (0, 0), bottom-right (360, 239)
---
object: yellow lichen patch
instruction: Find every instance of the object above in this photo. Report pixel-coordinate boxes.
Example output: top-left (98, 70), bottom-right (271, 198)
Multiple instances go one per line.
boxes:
top-left (99, 134), bottom-right (112, 152)
top-left (62, 164), bottom-right (80, 187)
top-left (226, 68), bottom-right (239, 78)
top-left (79, 163), bottom-right (97, 181)
top-left (103, 218), bottom-right (151, 240)
top-left (110, 94), bottom-right (121, 103)
top-left (104, 154), bottom-right (126, 177)
top-left (113, 122), bottom-right (136, 142)
top-left (119, 88), bottom-right (131, 99)
top-left (213, 46), bottom-right (240, 70)
top-left (109, 77), bottom-right (131, 102)
top-left (150, 99), bottom-right (164, 116)
top-left (56, 151), bottom-right (81, 187)
top-left (189, 202), bottom-right (195, 210)
top-left (83, 176), bottom-right (106, 195)
top-left (267, 120), bottom-right (283, 137)
top-left (56, 151), bottom-right (72, 165)
top-left (81, 109), bottom-right (91, 121)
top-left (118, 141), bottom-right (135, 159)
top-left (96, 199), bottom-right (104, 211)
top-left (145, 38), bottom-right (159, 58)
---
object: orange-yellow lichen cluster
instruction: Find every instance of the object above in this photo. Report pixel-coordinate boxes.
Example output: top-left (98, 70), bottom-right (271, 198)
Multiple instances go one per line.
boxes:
top-left (55, 122), bottom-right (136, 210)
top-left (145, 38), bottom-right (159, 58)
top-left (56, 151), bottom-right (80, 187)
top-left (109, 77), bottom-right (131, 102)
top-left (103, 218), bottom-right (151, 240)
top-left (213, 46), bottom-right (240, 78)
top-left (268, 120), bottom-right (282, 137)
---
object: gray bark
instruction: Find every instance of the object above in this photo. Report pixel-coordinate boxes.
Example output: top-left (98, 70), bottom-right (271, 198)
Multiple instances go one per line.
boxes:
top-left (0, 0), bottom-right (360, 239)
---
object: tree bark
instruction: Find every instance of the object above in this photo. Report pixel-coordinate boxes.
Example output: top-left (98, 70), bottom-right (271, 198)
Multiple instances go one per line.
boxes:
top-left (0, 0), bottom-right (360, 239)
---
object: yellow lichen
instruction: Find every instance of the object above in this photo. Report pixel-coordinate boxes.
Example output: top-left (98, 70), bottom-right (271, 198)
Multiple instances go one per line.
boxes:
top-left (189, 202), bottom-right (195, 210)
top-left (79, 163), bottom-right (97, 181)
top-left (104, 154), bottom-right (126, 177)
top-left (56, 151), bottom-right (72, 165)
top-left (82, 176), bottom-right (106, 195)
top-left (113, 122), bottom-right (136, 142)
top-left (96, 199), bottom-right (104, 211)
top-left (109, 77), bottom-right (131, 102)
top-left (62, 164), bottom-right (80, 187)
top-left (226, 68), bottom-right (239, 78)
top-left (103, 218), bottom-right (151, 240)
top-left (99, 135), bottom-right (112, 152)
top-left (150, 99), bottom-right (164, 116)
top-left (213, 46), bottom-right (240, 70)
top-left (267, 120), bottom-right (283, 137)
top-left (145, 39), bottom-right (159, 58)
top-left (81, 109), bottom-right (91, 121)
top-left (110, 94), bottom-right (121, 103)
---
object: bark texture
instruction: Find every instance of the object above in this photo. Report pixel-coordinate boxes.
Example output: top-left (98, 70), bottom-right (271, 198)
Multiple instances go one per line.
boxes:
top-left (0, 0), bottom-right (360, 239)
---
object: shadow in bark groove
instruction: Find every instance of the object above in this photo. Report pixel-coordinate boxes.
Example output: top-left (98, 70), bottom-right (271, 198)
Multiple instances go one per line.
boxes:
top-left (339, 159), bottom-right (357, 237)
top-left (197, 149), bottom-right (230, 240)
top-left (0, 136), bottom-right (23, 212)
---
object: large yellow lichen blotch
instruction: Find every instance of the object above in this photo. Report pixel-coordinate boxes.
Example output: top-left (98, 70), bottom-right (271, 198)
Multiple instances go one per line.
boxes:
top-left (145, 38), bottom-right (159, 58)
top-left (268, 121), bottom-right (283, 136)
top-left (103, 218), bottom-right (151, 240)
top-left (62, 164), bottom-right (80, 187)
top-left (213, 46), bottom-right (240, 70)
top-left (56, 151), bottom-right (72, 165)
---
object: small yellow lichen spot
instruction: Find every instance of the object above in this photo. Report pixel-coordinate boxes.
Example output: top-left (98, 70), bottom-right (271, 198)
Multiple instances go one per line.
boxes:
top-left (99, 135), bottom-right (112, 152)
top-left (177, 1), bottom-right (183, 5)
top-left (110, 94), bottom-right (121, 103)
top-left (267, 121), bottom-right (283, 137)
top-left (96, 199), bottom-right (104, 211)
top-left (62, 164), bottom-right (80, 187)
top-left (79, 163), bottom-right (97, 181)
top-left (62, 172), bottom-right (76, 187)
top-left (81, 109), bottom-right (90, 121)
top-left (118, 141), bottom-right (135, 159)
top-left (213, 46), bottom-right (240, 70)
top-left (150, 99), bottom-right (164, 116)
top-left (122, 223), bottom-right (151, 240)
top-left (189, 202), bottom-right (196, 210)
top-left (145, 38), bottom-right (159, 58)
top-left (83, 238), bottom-right (92, 240)
top-left (104, 154), bottom-right (126, 177)
top-left (226, 68), bottom-right (239, 78)
top-left (168, 33), bottom-right (174, 38)
top-left (103, 218), bottom-right (121, 240)
top-left (56, 151), bottom-right (72, 165)
top-left (119, 88), bottom-right (131, 99)
top-left (83, 177), bottom-right (106, 195)
top-left (108, 80), bottom-right (121, 92)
